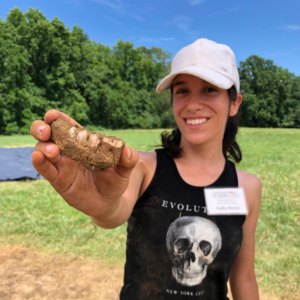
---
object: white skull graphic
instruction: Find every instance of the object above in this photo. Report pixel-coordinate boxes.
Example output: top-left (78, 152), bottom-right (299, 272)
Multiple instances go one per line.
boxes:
top-left (166, 216), bottom-right (222, 286)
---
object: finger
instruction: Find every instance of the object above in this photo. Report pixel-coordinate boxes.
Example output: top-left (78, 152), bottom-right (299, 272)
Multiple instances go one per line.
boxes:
top-left (114, 145), bottom-right (139, 178)
top-left (32, 151), bottom-right (58, 182)
top-left (32, 149), bottom-right (80, 194)
top-left (34, 141), bottom-right (61, 164)
top-left (30, 110), bottom-right (82, 142)
top-left (30, 120), bottom-right (52, 142)
top-left (44, 109), bottom-right (82, 127)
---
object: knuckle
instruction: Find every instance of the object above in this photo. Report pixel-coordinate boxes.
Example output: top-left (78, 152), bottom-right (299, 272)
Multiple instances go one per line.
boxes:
top-left (30, 121), bottom-right (40, 136)
top-left (45, 109), bottom-right (60, 123)
top-left (30, 123), bottom-right (34, 134)
top-left (34, 141), bottom-right (42, 151)
top-left (47, 109), bottom-right (59, 115)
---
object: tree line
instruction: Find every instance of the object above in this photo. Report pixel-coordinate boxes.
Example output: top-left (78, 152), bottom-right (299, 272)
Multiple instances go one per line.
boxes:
top-left (1, 7), bottom-right (300, 135)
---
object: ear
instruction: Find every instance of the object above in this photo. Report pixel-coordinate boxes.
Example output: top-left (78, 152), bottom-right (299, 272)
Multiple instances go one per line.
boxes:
top-left (229, 94), bottom-right (242, 117)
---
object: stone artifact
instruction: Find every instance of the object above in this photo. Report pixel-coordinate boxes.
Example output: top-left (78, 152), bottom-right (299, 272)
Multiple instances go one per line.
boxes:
top-left (50, 118), bottom-right (125, 171)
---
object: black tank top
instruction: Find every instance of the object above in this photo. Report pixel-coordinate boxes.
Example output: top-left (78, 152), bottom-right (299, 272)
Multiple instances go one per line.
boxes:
top-left (120, 149), bottom-right (245, 300)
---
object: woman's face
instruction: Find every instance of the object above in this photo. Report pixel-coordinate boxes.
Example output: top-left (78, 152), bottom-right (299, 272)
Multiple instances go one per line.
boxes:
top-left (172, 74), bottom-right (242, 148)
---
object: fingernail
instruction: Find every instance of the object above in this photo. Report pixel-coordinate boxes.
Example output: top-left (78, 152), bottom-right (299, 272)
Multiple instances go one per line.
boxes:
top-left (46, 144), bottom-right (54, 154)
top-left (126, 146), bottom-right (131, 160)
top-left (38, 126), bottom-right (46, 135)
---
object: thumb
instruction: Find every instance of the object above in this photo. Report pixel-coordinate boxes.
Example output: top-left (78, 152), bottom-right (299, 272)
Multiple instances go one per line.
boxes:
top-left (115, 145), bottom-right (139, 178)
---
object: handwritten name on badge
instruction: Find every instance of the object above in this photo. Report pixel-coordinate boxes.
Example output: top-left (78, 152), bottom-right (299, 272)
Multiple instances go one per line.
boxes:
top-left (204, 188), bottom-right (248, 215)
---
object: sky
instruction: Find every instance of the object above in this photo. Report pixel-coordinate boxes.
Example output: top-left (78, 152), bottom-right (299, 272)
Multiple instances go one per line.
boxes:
top-left (1, 0), bottom-right (300, 76)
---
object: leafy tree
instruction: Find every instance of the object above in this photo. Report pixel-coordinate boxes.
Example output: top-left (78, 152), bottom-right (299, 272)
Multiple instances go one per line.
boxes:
top-left (239, 55), bottom-right (300, 128)
top-left (0, 7), bottom-right (173, 133)
top-left (0, 15), bottom-right (45, 134)
top-left (4, 7), bottom-right (300, 134)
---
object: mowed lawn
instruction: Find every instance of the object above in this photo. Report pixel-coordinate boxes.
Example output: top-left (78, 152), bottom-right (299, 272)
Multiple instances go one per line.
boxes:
top-left (0, 128), bottom-right (299, 299)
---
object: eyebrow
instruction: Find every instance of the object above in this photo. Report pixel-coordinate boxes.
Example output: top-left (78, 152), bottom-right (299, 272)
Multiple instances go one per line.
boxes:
top-left (173, 79), bottom-right (210, 87)
top-left (173, 81), bottom-right (187, 87)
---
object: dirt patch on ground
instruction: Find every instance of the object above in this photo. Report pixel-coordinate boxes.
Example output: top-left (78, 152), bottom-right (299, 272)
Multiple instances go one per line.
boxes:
top-left (0, 245), bottom-right (283, 300)
top-left (0, 245), bottom-right (123, 300)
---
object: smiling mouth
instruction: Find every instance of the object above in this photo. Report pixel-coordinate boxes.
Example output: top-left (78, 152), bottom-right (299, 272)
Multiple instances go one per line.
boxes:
top-left (185, 118), bottom-right (208, 125)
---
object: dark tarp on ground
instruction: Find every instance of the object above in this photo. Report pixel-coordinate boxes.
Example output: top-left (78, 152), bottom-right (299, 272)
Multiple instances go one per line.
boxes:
top-left (0, 147), bottom-right (43, 181)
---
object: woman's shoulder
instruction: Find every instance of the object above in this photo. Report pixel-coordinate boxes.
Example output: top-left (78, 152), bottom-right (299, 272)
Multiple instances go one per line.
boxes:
top-left (129, 150), bottom-right (157, 185)
top-left (136, 151), bottom-right (157, 198)
top-left (236, 169), bottom-right (261, 190)
top-left (137, 150), bottom-right (157, 169)
top-left (236, 168), bottom-right (262, 214)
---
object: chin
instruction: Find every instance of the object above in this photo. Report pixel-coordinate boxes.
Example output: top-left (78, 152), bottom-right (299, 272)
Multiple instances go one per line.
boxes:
top-left (181, 133), bottom-right (208, 147)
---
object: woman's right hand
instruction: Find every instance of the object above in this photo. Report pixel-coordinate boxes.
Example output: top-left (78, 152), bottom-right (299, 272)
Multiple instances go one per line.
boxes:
top-left (30, 110), bottom-right (140, 227)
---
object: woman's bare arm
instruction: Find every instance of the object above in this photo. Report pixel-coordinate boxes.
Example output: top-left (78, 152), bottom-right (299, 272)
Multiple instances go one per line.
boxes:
top-left (229, 170), bottom-right (262, 300)
top-left (31, 109), bottom-right (148, 229)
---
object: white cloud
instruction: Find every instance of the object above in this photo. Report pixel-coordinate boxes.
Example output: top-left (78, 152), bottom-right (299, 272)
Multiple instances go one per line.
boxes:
top-left (186, 30), bottom-right (199, 40)
top-left (282, 25), bottom-right (300, 30)
top-left (210, 6), bottom-right (239, 17)
top-left (94, 0), bottom-right (144, 21)
top-left (137, 37), bottom-right (175, 44)
top-left (166, 15), bottom-right (199, 40)
top-left (106, 16), bottom-right (123, 25)
top-left (94, 0), bottom-right (126, 10)
top-left (131, 14), bottom-right (144, 21)
top-left (188, 0), bottom-right (205, 5)
top-left (266, 51), bottom-right (289, 57)
top-left (161, 37), bottom-right (175, 41)
top-left (228, 7), bottom-right (238, 12)
top-left (166, 15), bottom-right (192, 31)
top-left (72, 0), bottom-right (81, 7)
top-left (139, 36), bottom-right (160, 44)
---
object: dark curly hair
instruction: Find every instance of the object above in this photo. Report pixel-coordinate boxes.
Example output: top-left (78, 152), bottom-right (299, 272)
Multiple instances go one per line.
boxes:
top-left (161, 85), bottom-right (242, 164)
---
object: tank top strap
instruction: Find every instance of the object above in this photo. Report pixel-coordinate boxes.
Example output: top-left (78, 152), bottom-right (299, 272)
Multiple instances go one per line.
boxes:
top-left (211, 158), bottom-right (238, 188)
top-left (135, 149), bottom-right (174, 206)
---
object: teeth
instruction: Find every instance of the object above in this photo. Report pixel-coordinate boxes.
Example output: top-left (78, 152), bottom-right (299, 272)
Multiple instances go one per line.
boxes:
top-left (186, 118), bottom-right (207, 125)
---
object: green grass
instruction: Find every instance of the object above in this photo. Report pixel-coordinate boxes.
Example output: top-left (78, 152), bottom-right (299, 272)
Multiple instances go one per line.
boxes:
top-left (0, 128), bottom-right (162, 150)
top-left (0, 134), bottom-right (37, 147)
top-left (236, 128), bottom-right (300, 298)
top-left (0, 128), bottom-right (300, 298)
top-left (0, 129), bottom-right (162, 262)
top-left (0, 179), bottom-right (127, 261)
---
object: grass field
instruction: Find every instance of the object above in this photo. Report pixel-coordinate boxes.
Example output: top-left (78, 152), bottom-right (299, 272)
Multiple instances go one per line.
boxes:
top-left (0, 127), bottom-right (300, 299)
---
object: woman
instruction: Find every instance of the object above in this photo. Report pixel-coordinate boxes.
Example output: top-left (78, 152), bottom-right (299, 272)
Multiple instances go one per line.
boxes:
top-left (31, 38), bottom-right (261, 300)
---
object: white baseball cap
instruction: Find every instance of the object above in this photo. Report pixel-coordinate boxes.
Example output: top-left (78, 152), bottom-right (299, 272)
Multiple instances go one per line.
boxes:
top-left (156, 38), bottom-right (240, 93)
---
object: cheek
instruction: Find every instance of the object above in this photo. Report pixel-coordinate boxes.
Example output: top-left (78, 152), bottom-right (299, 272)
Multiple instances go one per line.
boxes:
top-left (172, 100), bottom-right (184, 117)
top-left (214, 97), bottom-right (231, 116)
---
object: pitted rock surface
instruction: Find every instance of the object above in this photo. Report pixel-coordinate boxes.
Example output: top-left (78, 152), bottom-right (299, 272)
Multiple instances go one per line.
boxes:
top-left (50, 118), bottom-right (125, 171)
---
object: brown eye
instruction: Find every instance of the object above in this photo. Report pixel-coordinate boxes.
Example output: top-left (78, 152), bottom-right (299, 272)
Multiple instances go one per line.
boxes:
top-left (204, 87), bottom-right (217, 93)
top-left (176, 89), bottom-right (188, 94)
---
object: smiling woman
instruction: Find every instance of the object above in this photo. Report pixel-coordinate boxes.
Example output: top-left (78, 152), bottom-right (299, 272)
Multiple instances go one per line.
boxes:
top-left (120, 39), bottom-right (260, 300)
top-left (30, 38), bottom-right (261, 300)
top-left (162, 82), bottom-right (241, 162)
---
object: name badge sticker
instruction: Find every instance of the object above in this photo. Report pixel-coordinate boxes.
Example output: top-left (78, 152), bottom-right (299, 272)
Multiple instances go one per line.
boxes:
top-left (204, 188), bottom-right (248, 216)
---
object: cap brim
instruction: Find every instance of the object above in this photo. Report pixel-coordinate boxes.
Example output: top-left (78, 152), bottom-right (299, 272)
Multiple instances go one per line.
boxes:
top-left (156, 65), bottom-right (234, 93)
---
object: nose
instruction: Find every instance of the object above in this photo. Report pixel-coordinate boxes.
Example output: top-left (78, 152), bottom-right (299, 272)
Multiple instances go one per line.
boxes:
top-left (187, 251), bottom-right (196, 263)
top-left (186, 92), bottom-right (204, 112)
